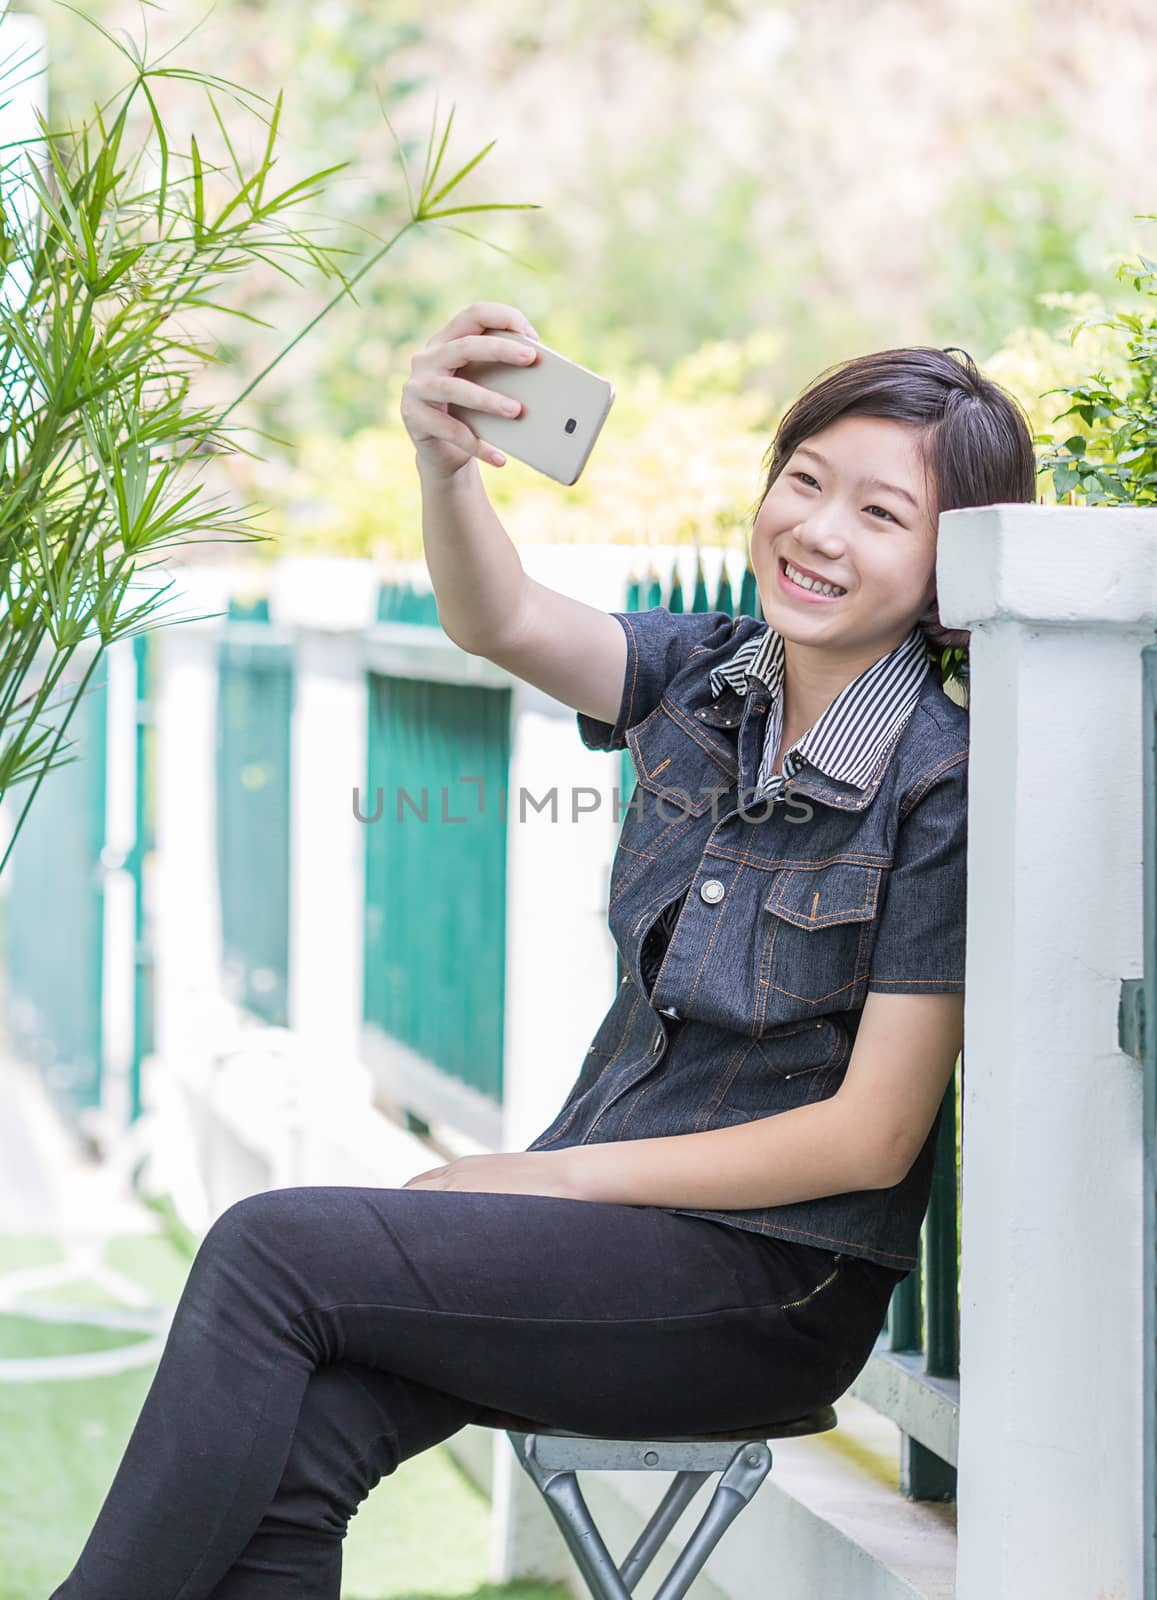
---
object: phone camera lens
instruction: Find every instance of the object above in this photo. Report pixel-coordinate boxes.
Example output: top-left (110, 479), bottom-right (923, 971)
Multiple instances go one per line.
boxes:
top-left (564, 418), bottom-right (577, 434)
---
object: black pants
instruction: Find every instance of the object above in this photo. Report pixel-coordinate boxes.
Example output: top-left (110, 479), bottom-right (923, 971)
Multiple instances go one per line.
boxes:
top-left (49, 1185), bottom-right (902, 1600)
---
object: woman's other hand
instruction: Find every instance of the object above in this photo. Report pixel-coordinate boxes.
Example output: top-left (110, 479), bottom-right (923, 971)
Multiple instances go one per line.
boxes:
top-left (400, 1149), bottom-right (584, 1199)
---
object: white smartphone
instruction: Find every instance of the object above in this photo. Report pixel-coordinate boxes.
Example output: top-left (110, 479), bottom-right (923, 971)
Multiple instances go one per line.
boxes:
top-left (446, 330), bottom-right (615, 486)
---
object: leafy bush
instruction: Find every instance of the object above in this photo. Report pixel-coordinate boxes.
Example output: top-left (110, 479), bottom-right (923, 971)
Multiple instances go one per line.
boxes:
top-left (1029, 223), bottom-right (1157, 506)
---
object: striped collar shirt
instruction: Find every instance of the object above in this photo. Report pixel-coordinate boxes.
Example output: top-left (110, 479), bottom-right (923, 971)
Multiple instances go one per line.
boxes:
top-left (707, 622), bottom-right (934, 801)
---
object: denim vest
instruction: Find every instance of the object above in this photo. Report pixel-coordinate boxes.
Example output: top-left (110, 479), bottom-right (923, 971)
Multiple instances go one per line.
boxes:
top-left (524, 607), bottom-right (969, 1275)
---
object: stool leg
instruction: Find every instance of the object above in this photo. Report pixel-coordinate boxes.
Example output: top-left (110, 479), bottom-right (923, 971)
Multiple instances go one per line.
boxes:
top-left (650, 1442), bottom-right (772, 1600)
top-left (506, 1431), bottom-right (634, 1600)
top-left (617, 1470), bottom-right (713, 1591)
top-left (505, 1434), bottom-right (773, 1600)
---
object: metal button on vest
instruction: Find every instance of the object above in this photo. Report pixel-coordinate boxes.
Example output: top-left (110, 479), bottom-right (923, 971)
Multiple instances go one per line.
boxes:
top-left (699, 878), bottom-right (725, 904)
top-left (652, 1030), bottom-right (664, 1053)
top-left (659, 1005), bottom-right (680, 1019)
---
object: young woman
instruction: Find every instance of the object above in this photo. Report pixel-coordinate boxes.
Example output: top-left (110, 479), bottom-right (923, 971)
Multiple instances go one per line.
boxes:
top-left (50, 301), bottom-right (1037, 1600)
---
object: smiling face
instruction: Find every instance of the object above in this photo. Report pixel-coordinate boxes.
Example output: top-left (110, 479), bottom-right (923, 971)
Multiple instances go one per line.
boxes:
top-left (750, 413), bottom-right (940, 673)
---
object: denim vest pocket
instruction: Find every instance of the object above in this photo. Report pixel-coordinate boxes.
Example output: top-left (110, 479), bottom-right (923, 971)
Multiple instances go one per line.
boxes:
top-left (757, 860), bottom-right (882, 1021)
top-left (699, 1019), bottom-right (846, 1128)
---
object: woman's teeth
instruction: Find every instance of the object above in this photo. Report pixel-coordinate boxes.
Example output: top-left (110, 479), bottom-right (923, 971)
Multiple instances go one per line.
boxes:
top-left (784, 560), bottom-right (846, 598)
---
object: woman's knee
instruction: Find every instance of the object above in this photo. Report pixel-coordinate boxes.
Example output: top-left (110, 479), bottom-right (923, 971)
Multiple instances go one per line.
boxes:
top-left (188, 1188), bottom-right (335, 1304)
top-left (204, 1186), bottom-right (333, 1253)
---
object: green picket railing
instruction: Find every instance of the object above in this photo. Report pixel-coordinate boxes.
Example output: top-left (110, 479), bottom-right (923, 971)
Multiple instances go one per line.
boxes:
top-left (376, 579), bottom-right (442, 627)
top-left (362, 665), bottom-right (511, 1107)
top-left (868, 1070), bottom-right (961, 1500)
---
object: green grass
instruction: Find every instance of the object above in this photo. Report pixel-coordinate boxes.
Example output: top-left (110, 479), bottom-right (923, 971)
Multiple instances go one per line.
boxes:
top-left (0, 1232), bottom-right (571, 1600)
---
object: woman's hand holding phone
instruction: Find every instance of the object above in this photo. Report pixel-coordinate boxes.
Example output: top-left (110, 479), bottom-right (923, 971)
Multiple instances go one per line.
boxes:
top-left (400, 300), bottom-right (541, 479)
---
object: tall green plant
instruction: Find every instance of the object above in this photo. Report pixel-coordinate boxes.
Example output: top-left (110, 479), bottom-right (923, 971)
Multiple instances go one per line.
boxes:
top-left (0, 6), bottom-right (538, 874)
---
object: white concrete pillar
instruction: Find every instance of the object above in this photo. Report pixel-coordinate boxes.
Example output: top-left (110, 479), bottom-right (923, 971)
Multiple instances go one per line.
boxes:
top-left (940, 503), bottom-right (1157, 1600)
top-left (274, 560), bottom-right (380, 1172)
top-left (148, 572), bottom-right (236, 1230)
top-left (152, 573), bottom-right (232, 1080)
top-left (500, 681), bottom-right (621, 1152)
top-left (97, 637), bottom-right (141, 1142)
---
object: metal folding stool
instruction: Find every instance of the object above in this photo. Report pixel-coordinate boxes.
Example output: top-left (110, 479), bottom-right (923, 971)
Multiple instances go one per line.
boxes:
top-left (472, 1403), bottom-right (838, 1600)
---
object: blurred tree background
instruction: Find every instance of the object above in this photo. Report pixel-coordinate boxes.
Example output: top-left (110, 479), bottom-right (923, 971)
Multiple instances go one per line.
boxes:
top-left (20, 0), bottom-right (1157, 561)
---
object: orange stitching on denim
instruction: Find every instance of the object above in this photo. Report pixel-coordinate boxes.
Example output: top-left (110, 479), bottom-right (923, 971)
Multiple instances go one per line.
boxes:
top-left (534, 993), bottom-right (643, 1148)
top-left (634, 699), bottom-right (734, 785)
top-left (772, 1227), bottom-right (913, 1264)
top-left (683, 897), bottom-right (728, 1010)
top-left (753, 865), bottom-right (878, 1010)
top-left (581, 1001), bottom-right (669, 1143)
top-left (727, 1220), bottom-right (916, 1265)
top-left (752, 1024), bottom-right (841, 1089)
top-left (755, 906), bottom-right (778, 1031)
top-left (694, 1037), bottom-right (758, 1131)
top-left (807, 1024), bottom-right (852, 1102)
top-left (611, 1075), bottom-right (654, 1141)
top-left (659, 693), bottom-right (740, 777)
top-left (608, 807), bottom-right (701, 909)
top-left (899, 748), bottom-right (967, 818)
top-left (766, 864), bottom-right (880, 925)
top-left (764, 974), bottom-right (861, 1003)
top-left (682, 838), bottom-right (757, 1013)
top-left (867, 977), bottom-right (965, 989)
top-left (619, 612), bottom-right (642, 730)
top-left (614, 1024), bottom-right (713, 1141)
top-left (708, 846), bottom-right (890, 871)
top-left (644, 802), bottom-right (741, 1006)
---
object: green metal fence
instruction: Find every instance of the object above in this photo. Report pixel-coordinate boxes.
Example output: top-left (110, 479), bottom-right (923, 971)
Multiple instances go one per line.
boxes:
top-left (362, 666), bottom-right (511, 1104)
top-left (868, 1070), bottom-right (961, 1500)
top-left (215, 598), bottom-right (294, 1027)
top-left (5, 650), bottom-right (109, 1124)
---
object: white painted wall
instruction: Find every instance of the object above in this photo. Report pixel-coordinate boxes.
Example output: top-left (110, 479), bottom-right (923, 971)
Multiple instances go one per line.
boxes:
top-left (939, 503), bottom-right (1157, 1600)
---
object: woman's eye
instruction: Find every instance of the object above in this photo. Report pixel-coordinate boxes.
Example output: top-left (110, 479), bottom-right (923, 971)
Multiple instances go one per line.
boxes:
top-left (791, 472), bottom-right (897, 522)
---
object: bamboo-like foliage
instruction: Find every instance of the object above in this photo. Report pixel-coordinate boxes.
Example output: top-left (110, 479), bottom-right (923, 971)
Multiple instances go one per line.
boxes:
top-left (0, 5), bottom-right (538, 874)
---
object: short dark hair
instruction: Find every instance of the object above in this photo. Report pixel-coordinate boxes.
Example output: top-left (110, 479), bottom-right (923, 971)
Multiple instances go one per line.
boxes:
top-left (751, 346), bottom-right (1039, 654)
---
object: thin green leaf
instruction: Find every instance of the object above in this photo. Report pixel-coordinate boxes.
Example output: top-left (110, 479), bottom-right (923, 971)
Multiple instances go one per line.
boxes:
top-left (424, 138), bottom-right (496, 210)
